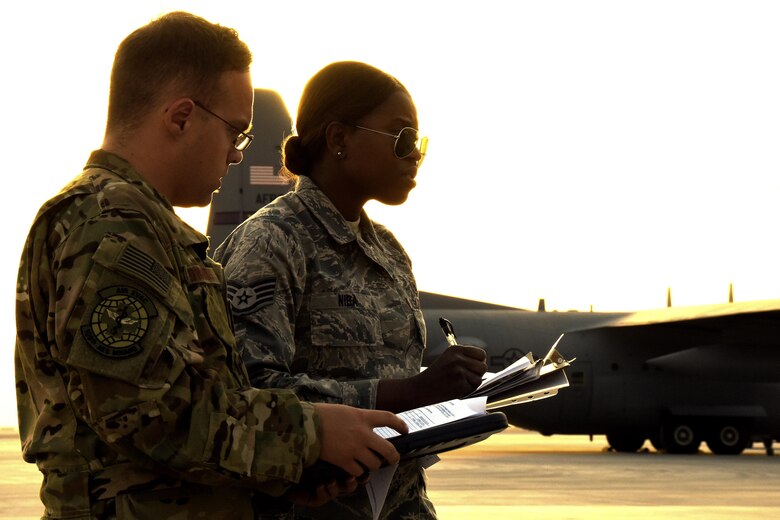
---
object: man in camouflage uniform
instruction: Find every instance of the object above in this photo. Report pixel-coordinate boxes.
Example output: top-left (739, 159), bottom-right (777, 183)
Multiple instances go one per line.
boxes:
top-left (14, 13), bottom-right (405, 519)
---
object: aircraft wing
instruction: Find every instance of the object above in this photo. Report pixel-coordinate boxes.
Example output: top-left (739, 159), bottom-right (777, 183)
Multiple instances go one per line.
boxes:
top-left (419, 291), bottom-right (526, 311)
top-left (557, 298), bottom-right (780, 382)
top-left (572, 298), bottom-right (780, 330)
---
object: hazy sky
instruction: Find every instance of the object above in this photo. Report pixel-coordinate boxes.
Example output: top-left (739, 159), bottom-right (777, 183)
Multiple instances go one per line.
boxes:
top-left (2, 0), bottom-right (780, 426)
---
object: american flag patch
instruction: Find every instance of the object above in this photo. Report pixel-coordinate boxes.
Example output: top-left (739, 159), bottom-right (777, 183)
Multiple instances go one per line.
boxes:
top-left (117, 245), bottom-right (172, 295)
top-left (226, 278), bottom-right (276, 315)
top-left (249, 165), bottom-right (289, 186)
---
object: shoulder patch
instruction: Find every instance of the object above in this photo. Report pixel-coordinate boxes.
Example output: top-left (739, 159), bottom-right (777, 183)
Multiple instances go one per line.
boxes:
top-left (226, 278), bottom-right (276, 315)
top-left (81, 286), bottom-right (158, 358)
top-left (117, 244), bottom-right (172, 295)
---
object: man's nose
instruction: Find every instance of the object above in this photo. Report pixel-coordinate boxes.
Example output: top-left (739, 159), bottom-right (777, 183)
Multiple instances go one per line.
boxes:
top-left (229, 149), bottom-right (244, 165)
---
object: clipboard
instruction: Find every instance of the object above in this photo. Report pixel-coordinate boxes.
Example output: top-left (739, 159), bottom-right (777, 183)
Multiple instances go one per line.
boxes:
top-left (298, 411), bottom-right (508, 486)
top-left (487, 368), bottom-right (570, 409)
top-left (391, 410), bottom-right (508, 460)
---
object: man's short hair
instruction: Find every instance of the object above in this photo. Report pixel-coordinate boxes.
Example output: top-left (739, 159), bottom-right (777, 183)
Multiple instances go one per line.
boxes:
top-left (106, 11), bottom-right (252, 135)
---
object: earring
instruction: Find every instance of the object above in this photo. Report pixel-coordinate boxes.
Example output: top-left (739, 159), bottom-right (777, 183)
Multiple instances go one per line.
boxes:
top-left (336, 151), bottom-right (345, 159)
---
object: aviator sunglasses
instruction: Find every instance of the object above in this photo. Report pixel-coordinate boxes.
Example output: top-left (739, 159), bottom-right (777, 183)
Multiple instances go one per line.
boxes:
top-left (353, 125), bottom-right (428, 166)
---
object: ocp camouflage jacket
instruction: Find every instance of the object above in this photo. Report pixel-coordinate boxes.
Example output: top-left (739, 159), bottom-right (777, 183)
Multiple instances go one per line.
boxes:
top-left (15, 150), bottom-right (320, 519)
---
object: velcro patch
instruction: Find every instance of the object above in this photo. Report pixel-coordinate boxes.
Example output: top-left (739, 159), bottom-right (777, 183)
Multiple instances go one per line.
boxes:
top-left (81, 286), bottom-right (158, 358)
top-left (117, 245), bottom-right (172, 295)
top-left (226, 278), bottom-right (276, 315)
top-left (186, 265), bottom-right (220, 285)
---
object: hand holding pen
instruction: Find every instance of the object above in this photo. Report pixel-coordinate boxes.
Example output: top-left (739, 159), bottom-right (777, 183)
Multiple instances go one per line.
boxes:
top-left (378, 316), bottom-right (488, 409)
top-left (414, 317), bottom-right (487, 397)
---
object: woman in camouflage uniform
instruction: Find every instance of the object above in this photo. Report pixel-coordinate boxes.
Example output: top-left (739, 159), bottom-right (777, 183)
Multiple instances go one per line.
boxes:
top-left (215, 61), bottom-right (487, 519)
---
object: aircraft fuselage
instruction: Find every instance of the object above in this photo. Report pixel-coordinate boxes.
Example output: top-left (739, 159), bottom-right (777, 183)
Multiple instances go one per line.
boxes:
top-left (421, 308), bottom-right (780, 454)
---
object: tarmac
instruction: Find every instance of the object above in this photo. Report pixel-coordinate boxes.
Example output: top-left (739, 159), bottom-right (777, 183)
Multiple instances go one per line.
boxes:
top-left (2, 426), bottom-right (778, 519)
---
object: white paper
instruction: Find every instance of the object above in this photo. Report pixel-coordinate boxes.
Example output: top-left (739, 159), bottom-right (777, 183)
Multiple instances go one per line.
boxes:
top-left (373, 397), bottom-right (488, 438)
top-left (366, 464), bottom-right (397, 520)
top-left (473, 353), bottom-right (534, 392)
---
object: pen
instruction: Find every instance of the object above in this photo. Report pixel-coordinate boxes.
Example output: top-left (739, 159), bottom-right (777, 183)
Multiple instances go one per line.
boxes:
top-left (439, 317), bottom-right (458, 347)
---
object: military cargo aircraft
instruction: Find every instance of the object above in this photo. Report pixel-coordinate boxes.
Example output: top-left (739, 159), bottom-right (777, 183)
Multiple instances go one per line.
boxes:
top-left (418, 294), bottom-right (780, 455)
top-left (206, 89), bottom-right (780, 455)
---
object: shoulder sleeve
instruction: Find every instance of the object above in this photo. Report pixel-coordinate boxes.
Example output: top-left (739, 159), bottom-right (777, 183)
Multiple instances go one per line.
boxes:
top-left (218, 217), bottom-right (378, 408)
top-left (53, 208), bottom-right (321, 493)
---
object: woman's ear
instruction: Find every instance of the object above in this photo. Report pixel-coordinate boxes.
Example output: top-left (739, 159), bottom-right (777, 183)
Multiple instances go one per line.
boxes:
top-left (325, 121), bottom-right (348, 159)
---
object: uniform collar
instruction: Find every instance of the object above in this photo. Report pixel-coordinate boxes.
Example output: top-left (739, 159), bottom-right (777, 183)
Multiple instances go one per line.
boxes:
top-left (84, 149), bottom-right (210, 257)
top-left (294, 176), bottom-right (376, 245)
top-left (84, 149), bottom-right (174, 211)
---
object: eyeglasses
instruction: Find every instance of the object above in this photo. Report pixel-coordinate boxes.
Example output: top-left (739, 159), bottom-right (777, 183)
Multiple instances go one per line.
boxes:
top-left (353, 125), bottom-right (428, 166)
top-left (193, 100), bottom-right (254, 151)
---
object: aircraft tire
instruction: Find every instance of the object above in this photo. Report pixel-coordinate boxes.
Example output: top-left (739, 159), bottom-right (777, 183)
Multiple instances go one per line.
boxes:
top-left (705, 423), bottom-right (749, 455)
top-left (606, 433), bottom-right (646, 453)
top-left (661, 421), bottom-right (701, 454)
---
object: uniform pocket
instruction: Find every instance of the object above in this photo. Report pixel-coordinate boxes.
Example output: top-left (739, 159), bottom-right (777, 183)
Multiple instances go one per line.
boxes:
top-left (309, 292), bottom-right (383, 347)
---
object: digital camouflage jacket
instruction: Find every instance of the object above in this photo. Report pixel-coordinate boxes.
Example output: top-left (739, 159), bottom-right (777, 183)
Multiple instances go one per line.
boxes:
top-left (214, 176), bottom-right (435, 519)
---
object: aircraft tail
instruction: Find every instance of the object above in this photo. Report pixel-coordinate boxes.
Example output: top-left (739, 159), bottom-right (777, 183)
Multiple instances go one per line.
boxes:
top-left (207, 88), bottom-right (294, 253)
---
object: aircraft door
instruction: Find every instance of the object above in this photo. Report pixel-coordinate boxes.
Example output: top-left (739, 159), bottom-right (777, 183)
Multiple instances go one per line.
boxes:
top-left (557, 361), bottom-right (593, 429)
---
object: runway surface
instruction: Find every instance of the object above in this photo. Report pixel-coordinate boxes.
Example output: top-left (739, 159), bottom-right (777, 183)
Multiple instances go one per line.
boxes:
top-left (2, 427), bottom-right (778, 519)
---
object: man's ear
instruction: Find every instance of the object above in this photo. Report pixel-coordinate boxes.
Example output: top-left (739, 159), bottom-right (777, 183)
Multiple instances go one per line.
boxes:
top-left (325, 121), bottom-right (348, 158)
top-left (164, 98), bottom-right (196, 135)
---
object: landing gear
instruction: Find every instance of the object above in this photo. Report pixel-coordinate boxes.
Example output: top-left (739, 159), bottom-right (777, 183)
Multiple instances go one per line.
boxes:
top-left (606, 432), bottom-right (646, 453)
top-left (661, 421), bottom-right (701, 454)
top-left (605, 416), bottom-right (761, 455)
top-left (705, 423), bottom-right (749, 455)
top-left (762, 438), bottom-right (774, 456)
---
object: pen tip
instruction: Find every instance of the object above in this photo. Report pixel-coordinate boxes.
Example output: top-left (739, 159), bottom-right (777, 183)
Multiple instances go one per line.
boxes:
top-left (439, 317), bottom-right (455, 335)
